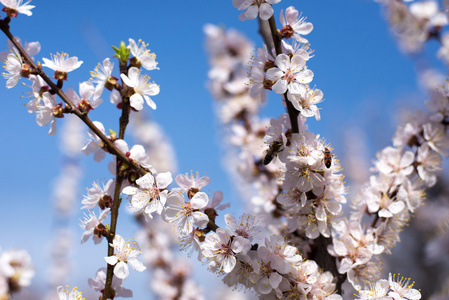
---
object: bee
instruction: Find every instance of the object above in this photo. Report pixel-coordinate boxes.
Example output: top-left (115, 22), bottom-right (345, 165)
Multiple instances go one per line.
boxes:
top-left (263, 141), bottom-right (284, 165)
top-left (324, 147), bottom-right (332, 168)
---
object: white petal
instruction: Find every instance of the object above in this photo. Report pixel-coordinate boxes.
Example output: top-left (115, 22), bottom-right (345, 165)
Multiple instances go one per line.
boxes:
top-left (222, 256), bottom-right (236, 273)
top-left (104, 255), bottom-right (118, 266)
top-left (113, 261), bottom-right (129, 279)
top-left (259, 3), bottom-right (274, 20)
top-left (191, 192), bottom-right (209, 209)
top-left (130, 93), bottom-right (144, 111)
top-left (122, 186), bottom-right (139, 196)
top-left (156, 172), bottom-right (173, 189)
top-left (128, 258), bottom-right (146, 272)
top-left (192, 211), bottom-right (209, 228)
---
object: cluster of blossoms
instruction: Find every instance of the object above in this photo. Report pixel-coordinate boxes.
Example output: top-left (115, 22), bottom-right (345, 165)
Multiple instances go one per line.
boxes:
top-left (204, 4), bottom-right (348, 298)
top-left (356, 273), bottom-right (421, 300)
top-left (1, 35), bottom-right (159, 136)
top-left (1, 0), bottom-right (440, 298)
top-left (375, 0), bottom-right (448, 54)
top-left (327, 80), bottom-right (449, 292)
top-left (135, 218), bottom-right (205, 300)
top-left (0, 249), bottom-right (34, 299)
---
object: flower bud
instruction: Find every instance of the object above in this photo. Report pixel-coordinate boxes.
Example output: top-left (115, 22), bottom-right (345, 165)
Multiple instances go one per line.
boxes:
top-left (280, 25), bottom-right (295, 39)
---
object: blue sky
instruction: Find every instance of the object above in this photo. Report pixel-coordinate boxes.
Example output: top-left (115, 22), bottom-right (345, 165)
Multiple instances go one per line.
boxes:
top-left (0, 0), bottom-right (438, 299)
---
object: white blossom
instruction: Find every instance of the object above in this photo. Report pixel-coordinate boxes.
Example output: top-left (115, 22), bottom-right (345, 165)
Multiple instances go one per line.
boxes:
top-left (104, 235), bottom-right (146, 279)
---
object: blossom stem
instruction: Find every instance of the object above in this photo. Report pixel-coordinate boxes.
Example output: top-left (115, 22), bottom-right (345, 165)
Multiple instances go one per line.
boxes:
top-left (207, 220), bottom-right (219, 232)
top-left (103, 65), bottom-right (133, 297)
top-left (262, 13), bottom-right (342, 291)
top-left (265, 16), bottom-right (300, 133)
top-left (103, 176), bottom-right (124, 299)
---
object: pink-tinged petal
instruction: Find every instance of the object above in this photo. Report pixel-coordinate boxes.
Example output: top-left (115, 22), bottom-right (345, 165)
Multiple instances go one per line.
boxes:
top-left (216, 228), bottom-right (231, 244)
top-left (156, 172), bottom-right (173, 189)
top-left (191, 192), bottom-right (209, 209)
top-left (269, 272), bottom-right (283, 288)
top-left (166, 191), bottom-right (185, 207)
top-left (318, 220), bottom-right (330, 237)
top-left (400, 151), bottom-right (415, 168)
top-left (65, 88), bottom-right (80, 104)
top-left (316, 205), bottom-right (326, 221)
top-left (82, 140), bottom-right (99, 156)
top-left (305, 223), bottom-right (319, 239)
top-left (98, 208), bottom-right (111, 222)
top-left (326, 200), bottom-right (342, 215)
top-left (271, 79), bottom-right (288, 94)
top-left (113, 261), bottom-right (129, 279)
top-left (234, 0), bottom-right (252, 10)
top-left (90, 97), bottom-right (103, 109)
top-left (279, 9), bottom-right (286, 26)
top-left (259, 3), bottom-right (274, 20)
top-left (6, 75), bottom-right (20, 89)
top-left (257, 277), bottom-right (272, 294)
top-left (93, 149), bottom-right (106, 162)
top-left (222, 256), bottom-right (236, 273)
top-left (88, 277), bottom-right (102, 291)
top-left (192, 211), bottom-right (209, 228)
top-left (267, 0), bottom-right (281, 4)
top-left (93, 235), bottom-right (103, 245)
top-left (122, 186), bottom-right (138, 196)
top-left (245, 5), bottom-right (259, 20)
top-left (161, 205), bottom-right (181, 223)
top-left (332, 240), bottom-right (348, 256)
top-left (128, 258), bottom-right (146, 272)
top-left (81, 231), bottom-right (92, 244)
top-left (130, 93), bottom-right (144, 110)
top-left (196, 176), bottom-right (211, 189)
top-left (238, 11), bottom-right (249, 21)
top-left (79, 81), bottom-right (95, 100)
top-left (230, 236), bottom-right (246, 253)
top-left (104, 255), bottom-right (118, 266)
top-left (285, 6), bottom-right (299, 24)
top-left (271, 255), bottom-right (290, 274)
top-left (117, 287), bottom-right (133, 298)
top-left (24, 42), bottom-right (40, 57)
top-left (338, 258), bottom-right (352, 274)
top-left (175, 174), bottom-right (192, 190)
top-left (275, 54), bottom-right (290, 72)
top-left (224, 213), bottom-right (238, 231)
